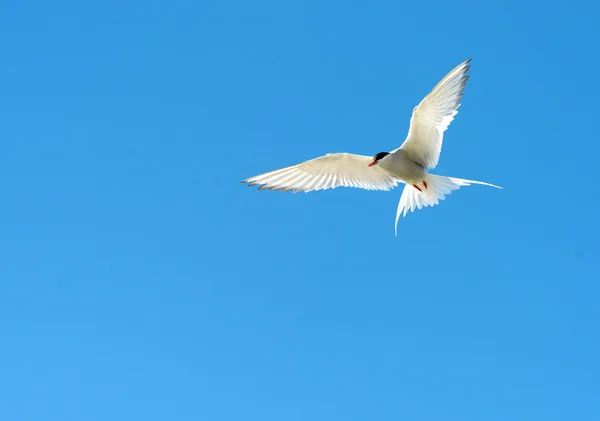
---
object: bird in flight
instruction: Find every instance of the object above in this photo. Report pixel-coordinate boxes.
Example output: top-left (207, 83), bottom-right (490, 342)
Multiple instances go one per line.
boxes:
top-left (242, 59), bottom-right (501, 235)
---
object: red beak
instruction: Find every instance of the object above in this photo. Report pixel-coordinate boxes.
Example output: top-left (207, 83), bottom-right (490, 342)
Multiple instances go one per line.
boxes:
top-left (368, 161), bottom-right (378, 167)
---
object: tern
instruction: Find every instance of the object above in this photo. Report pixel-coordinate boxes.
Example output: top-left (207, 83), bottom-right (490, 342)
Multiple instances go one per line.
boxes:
top-left (242, 59), bottom-right (501, 235)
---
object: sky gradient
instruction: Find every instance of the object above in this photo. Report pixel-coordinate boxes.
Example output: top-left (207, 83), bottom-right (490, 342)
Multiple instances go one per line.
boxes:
top-left (1, 1), bottom-right (599, 420)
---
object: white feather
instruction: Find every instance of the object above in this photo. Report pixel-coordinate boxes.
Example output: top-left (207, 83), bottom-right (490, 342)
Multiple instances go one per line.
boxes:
top-left (399, 59), bottom-right (471, 170)
top-left (242, 153), bottom-right (401, 193)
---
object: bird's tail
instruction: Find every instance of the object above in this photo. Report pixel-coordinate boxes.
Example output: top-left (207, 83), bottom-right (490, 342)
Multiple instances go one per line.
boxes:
top-left (394, 174), bottom-right (501, 235)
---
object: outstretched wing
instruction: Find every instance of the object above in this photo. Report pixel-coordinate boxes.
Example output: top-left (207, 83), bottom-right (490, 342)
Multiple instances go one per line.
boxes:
top-left (242, 153), bottom-right (401, 193)
top-left (399, 59), bottom-right (471, 169)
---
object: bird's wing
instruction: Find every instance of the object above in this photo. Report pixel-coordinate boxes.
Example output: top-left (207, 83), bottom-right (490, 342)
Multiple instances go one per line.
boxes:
top-left (398, 59), bottom-right (471, 169)
top-left (242, 153), bottom-right (401, 193)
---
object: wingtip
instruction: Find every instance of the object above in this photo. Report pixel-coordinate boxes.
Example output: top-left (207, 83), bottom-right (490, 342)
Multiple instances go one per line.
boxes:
top-left (242, 179), bottom-right (263, 187)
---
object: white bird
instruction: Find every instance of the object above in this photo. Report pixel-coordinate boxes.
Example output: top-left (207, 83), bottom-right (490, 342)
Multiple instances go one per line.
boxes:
top-left (242, 59), bottom-right (501, 235)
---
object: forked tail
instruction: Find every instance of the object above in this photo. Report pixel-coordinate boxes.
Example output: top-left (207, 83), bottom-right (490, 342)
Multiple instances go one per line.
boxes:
top-left (394, 174), bottom-right (502, 235)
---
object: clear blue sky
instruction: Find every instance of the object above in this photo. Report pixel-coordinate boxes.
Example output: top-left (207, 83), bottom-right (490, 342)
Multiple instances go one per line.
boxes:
top-left (1, 1), bottom-right (599, 420)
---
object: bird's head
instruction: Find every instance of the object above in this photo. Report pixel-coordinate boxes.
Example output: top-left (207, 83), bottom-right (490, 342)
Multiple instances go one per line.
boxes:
top-left (368, 152), bottom-right (390, 167)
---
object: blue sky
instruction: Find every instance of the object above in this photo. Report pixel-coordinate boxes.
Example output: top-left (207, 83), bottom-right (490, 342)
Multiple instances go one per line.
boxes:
top-left (1, 1), bottom-right (599, 420)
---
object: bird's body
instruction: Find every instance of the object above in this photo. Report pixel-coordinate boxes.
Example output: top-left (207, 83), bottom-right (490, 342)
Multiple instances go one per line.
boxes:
top-left (378, 149), bottom-right (426, 185)
top-left (242, 59), bottom-right (501, 235)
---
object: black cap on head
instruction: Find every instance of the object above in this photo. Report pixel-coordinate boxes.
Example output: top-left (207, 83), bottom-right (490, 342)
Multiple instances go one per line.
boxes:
top-left (373, 152), bottom-right (389, 161)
